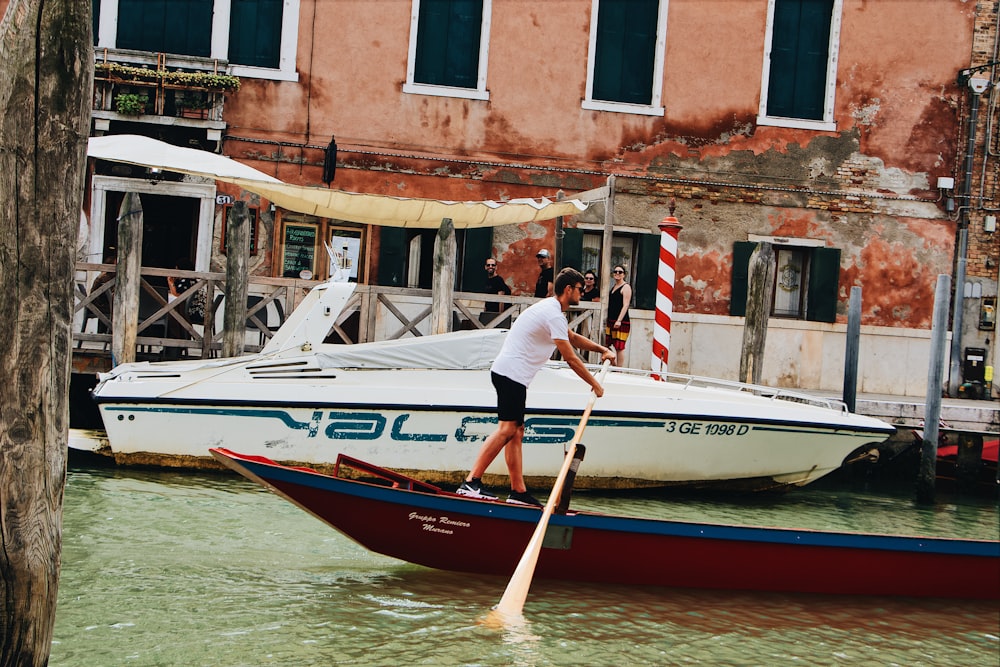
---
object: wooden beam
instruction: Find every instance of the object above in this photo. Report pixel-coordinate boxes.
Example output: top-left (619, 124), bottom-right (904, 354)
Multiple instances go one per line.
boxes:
top-left (431, 218), bottom-right (456, 334)
top-left (223, 202), bottom-right (251, 357)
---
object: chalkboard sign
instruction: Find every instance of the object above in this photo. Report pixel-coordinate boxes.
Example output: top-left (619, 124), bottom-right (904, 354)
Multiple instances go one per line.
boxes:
top-left (283, 224), bottom-right (317, 277)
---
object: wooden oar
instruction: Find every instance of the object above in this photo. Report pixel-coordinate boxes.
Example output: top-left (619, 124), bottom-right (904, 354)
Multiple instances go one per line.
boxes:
top-left (486, 360), bottom-right (611, 624)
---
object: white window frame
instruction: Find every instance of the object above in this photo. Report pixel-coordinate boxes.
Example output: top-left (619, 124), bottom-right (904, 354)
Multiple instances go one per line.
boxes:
top-left (581, 0), bottom-right (668, 117)
top-left (756, 0), bottom-right (842, 131)
top-left (95, 0), bottom-right (300, 82)
top-left (403, 0), bottom-right (492, 101)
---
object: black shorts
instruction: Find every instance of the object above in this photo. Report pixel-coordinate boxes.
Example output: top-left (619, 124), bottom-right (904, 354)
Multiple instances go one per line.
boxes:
top-left (492, 372), bottom-right (527, 425)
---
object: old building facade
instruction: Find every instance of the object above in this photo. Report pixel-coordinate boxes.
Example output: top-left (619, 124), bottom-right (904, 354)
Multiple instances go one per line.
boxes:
top-left (4, 0), bottom-right (999, 396)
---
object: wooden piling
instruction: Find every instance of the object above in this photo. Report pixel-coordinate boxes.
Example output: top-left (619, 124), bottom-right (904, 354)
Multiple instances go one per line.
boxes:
top-left (112, 192), bottom-right (143, 365)
top-left (917, 274), bottom-right (951, 504)
top-left (739, 242), bottom-right (775, 385)
top-left (431, 218), bottom-right (456, 334)
top-left (223, 202), bottom-right (251, 358)
top-left (843, 286), bottom-right (862, 412)
top-left (0, 0), bottom-right (92, 663)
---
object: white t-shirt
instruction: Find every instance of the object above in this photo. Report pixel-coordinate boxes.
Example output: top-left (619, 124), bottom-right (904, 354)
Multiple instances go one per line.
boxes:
top-left (491, 297), bottom-right (568, 386)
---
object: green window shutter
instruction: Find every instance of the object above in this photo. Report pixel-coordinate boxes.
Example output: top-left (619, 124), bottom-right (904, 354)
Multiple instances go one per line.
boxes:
top-left (806, 247), bottom-right (840, 323)
top-left (766, 0), bottom-right (832, 120)
top-left (117, 0), bottom-right (212, 57)
top-left (414, 0), bottom-right (483, 88)
top-left (559, 228), bottom-right (584, 275)
top-left (229, 0), bottom-right (283, 68)
top-left (93, 0), bottom-right (101, 46)
top-left (460, 228), bottom-right (492, 292)
top-left (730, 241), bottom-right (755, 317)
top-left (377, 228), bottom-right (407, 287)
top-left (633, 233), bottom-right (661, 310)
top-left (593, 0), bottom-right (658, 104)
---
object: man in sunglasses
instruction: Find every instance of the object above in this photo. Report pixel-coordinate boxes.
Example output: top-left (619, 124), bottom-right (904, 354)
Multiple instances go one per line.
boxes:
top-left (482, 258), bottom-right (512, 315)
top-left (458, 268), bottom-right (616, 506)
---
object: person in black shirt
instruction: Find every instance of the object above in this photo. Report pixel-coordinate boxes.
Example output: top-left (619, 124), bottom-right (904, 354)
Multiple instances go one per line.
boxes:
top-left (483, 258), bottom-right (512, 313)
top-left (580, 270), bottom-right (600, 302)
top-left (534, 249), bottom-right (554, 298)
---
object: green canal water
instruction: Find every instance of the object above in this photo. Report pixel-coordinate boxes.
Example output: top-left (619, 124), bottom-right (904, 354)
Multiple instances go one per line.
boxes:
top-left (51, 464), bottom-right (999, 666)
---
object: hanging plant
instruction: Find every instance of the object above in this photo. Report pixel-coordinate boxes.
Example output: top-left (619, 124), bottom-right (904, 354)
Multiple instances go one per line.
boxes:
top-left (95, 62), bottom-right (241, 92)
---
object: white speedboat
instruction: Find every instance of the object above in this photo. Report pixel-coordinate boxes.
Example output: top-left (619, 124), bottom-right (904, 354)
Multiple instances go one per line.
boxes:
top-left (91, 281), bottom-right (896, 491)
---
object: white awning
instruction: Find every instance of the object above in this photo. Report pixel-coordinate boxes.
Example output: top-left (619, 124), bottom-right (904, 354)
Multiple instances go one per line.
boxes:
top-left (88, 134), bottom-right (605, 228)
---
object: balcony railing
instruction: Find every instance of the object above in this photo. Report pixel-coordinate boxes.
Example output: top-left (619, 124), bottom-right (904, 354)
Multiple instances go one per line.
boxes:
top-left (92, 50), bottom-right (238, 126)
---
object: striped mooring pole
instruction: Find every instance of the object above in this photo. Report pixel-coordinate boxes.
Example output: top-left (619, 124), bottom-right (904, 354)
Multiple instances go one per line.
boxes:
top-left (652, 207), bottom-right (682, 379)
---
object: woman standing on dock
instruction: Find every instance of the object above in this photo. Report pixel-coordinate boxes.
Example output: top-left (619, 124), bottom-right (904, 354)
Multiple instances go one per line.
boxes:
top-left (605, 265), bottom-right (631, 366)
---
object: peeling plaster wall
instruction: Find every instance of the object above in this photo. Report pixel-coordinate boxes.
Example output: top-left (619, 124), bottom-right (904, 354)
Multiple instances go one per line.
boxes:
top-left (221, 0), bottom-right (971, 331)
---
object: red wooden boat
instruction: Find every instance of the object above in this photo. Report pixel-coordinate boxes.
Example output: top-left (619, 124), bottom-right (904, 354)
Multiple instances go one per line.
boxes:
top-left (209, 447), bottom-right (1000, 600)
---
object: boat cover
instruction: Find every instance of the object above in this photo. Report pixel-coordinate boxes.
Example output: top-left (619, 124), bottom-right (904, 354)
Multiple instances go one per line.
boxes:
top-left (314, 329), bottom-right (508, 370)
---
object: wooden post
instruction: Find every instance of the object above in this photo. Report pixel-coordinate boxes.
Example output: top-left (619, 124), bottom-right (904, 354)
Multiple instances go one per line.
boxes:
top-left (917, 274), bottom-right (951, 504)
top-left (112, 192), bottom-right (143, 365)
top-left (843, 286), bottom-right (862, 412)
top-left (597, 176), bottom-right (616, 335)
top-left (431, 218), bottom-right (456, 334)
top-left (0, 0), bottom-right (92, 663)
top-left (223, 201), bottom-right (251, 357)
top-left (739, 242), bottom-right (775, 385)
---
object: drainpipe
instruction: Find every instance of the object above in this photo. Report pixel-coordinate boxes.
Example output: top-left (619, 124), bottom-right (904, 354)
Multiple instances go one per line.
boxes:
top-left (949, 73), bottom-right (991, 396)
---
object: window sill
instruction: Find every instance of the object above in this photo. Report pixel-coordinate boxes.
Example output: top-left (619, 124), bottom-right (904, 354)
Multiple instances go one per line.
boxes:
top-left (229, 64), bottom-right (299, 83)
top-left (756, 115), bottom-right (836, 132)
top-left (403, 82), bottom-right (489, 101)
top-left (582, 99), bottom-right (664, 117)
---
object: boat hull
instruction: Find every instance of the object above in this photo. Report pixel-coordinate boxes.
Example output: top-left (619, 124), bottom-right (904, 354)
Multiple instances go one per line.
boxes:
top-left (96, 376), bottom-right (889, 489)
top-left (210, 448), bottom-right (1000, 599)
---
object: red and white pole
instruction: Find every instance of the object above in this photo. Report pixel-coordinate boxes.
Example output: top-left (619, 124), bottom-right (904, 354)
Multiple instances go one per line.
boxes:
top-left (652, 210), bottom-right (682, 379)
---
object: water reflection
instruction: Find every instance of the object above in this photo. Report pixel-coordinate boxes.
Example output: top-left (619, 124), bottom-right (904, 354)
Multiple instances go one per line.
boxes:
top-left (52, 465), bottom-right (998, 666)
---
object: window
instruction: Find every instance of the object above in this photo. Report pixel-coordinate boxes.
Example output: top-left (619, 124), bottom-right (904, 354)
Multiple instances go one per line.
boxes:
top-left (582, 0), bottom-right (668, 116)
top-left (758, 0), bottom-right (842, 131)
top-left (93, 0), bottom-right (300, 81)
top-left (377, 227), bottom-right (486, 290)
top-left (562, 228), bottom-right (661, 309)
top-left (116, 0), bottom-right (213, 57)
top-left (228, 0), bottom-right (284, 69)
top-left (730, 239), bottom-right (840, 322)
top-left (404, 0), bottom-right (491, 101)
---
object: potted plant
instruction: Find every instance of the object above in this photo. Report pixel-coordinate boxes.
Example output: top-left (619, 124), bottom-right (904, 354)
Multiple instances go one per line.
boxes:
top-left (175, 92), bottom-right (213, 119)
top-left (114, 92), bottom-right (148, 115)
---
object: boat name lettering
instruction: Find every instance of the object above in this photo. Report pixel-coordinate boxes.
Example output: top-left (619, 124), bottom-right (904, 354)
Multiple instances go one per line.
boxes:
top-left (312, 412), bottom-right (578, 445)
top-left (665, 421), bottom-right (750, 436)
top-left (438, 516), bottom-right (470, 527)
top-left (408, 511), bottom-right (468, 534)
top-left (421, 524), bottom-right (453, 534)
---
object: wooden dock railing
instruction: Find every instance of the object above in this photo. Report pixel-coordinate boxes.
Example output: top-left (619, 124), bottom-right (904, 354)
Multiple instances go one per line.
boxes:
top-left (72, 263), bottom-right (602, 372)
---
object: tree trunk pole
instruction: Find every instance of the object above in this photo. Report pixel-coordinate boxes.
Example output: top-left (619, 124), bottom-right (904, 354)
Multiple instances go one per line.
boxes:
top-left (112, 192), bottom-right (143, 365)
top-left (0, 1), bottom-right (92, 664)
top-left (431, 218), bottom-right (456, 334)
top-left (739, 242), bottom-right (775, 385)
top-left (223, 202), bottom-right (251, 357)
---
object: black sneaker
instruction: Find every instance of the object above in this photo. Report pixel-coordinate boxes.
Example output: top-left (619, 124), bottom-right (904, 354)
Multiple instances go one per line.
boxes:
top-left (456, 478), bottom-right (497, 500)
top-left (506, 490), bottom-right (543, 507)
